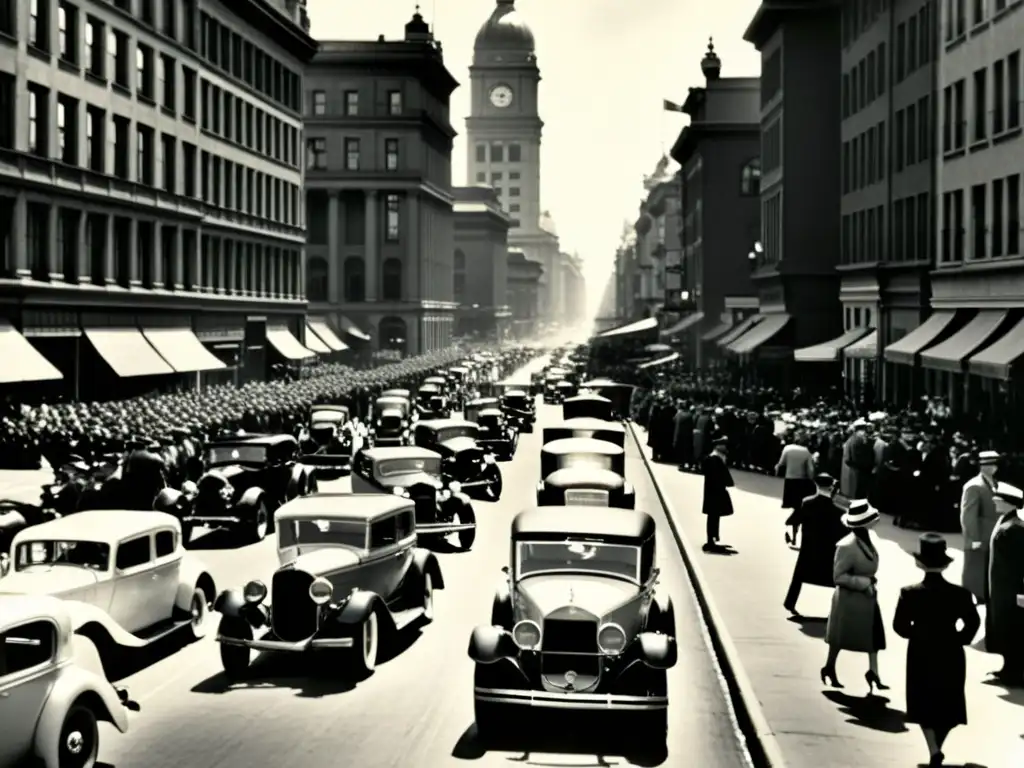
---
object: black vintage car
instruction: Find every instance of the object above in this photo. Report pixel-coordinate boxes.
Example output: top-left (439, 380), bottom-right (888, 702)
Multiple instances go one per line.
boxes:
top-left (468, 508), bottom-right (677, 743)
top-left (542, 417), bottom-right (626, 447)
top-left (562, 393), bottom-right (614, 421)
top-left (500, 388), bottom-right (535, 433)
top-left (415, 384), bottom-right (450, 419)
top-left (154, 434), bottom-right (316, 545)
top-left (579, 381), bottom-right (636, 420)
top-left (464, 398), bottom-right (517, 461)
top-left (370, 395), bottom-right (412, 446)
top-left (413, 419), bottom-right (503, 500)
top-left (351, 446), bottom-right (476, 550)
top-left (447, 366), bottom-right (470, 409)
top-left (537, 437), bottom-right (634, 508)
top-left (298, 405), bottom-right (353, 478)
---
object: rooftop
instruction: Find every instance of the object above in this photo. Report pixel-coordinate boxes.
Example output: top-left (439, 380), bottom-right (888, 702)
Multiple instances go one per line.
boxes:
top-left (276, 494), bottom-right (413, 522)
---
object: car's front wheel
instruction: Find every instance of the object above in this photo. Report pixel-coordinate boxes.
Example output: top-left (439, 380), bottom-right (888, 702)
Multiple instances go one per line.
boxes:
top-left (473, 699), bottom-right (505, 744)
top-left (58, 703), bottom-right (99, 768)
top-left (245, 502), bottom-right (269, 543)
top-left (218, 618), bottom-right (252, 680)
top-left (456, 505), bottom-right (476, 551)
top-left (346, 611), bottom-right (379, 678)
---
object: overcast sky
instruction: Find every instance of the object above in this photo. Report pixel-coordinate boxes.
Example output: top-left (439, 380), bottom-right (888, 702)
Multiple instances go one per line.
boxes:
top-left (306, 0), bottom-right (762, 312)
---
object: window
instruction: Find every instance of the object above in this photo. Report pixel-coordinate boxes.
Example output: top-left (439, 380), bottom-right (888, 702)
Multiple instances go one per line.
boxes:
top-left (345, 90), bottom-right (358, 116)
top-left (85, 16), bottom-right (103, 78)
top-left (993, 178), bottom-right (1004, 257)
top-left (895, 110), bottom-right (905, 170)
top-left (115, 536), bottom-right (151, 569)
top-left (307, 256), bottom-right (328, 301)
top-left (954, 79), bottom-right (965, 149)
top-left (57, 95), bottom-right (77, 165)
top-left (1009, 53), bottom-right (1021, 130)
top-left (906, 104), bottom-right (917, 164)
top-left (27, 85), bottom-right (48, 157)
top-left (1, 620), bottom-right (57, 674)
top-left (895, 23), bottom-right (905, 81)
top-left (385, 139), bottom-right (398, 171)
top-left (382, 258), bottom-right (402, 300)
top-left (877, 43), bottom-right (886, 95)
top-left (509, 203), bottom-right (520, 212)
top-left (162, 0), bottom-right (176, 37)
top-left (973, 67), bottom-right (987, 142)
top-left (182, 142), bottom-right (196, 196)
top-left (907, 16), bottom-right (918, 73)
top-left (59, 1), bottom-right (78, 64)
top-left (157, 54), bottom-right (175, 112)
top-left (491, 172), bottom-right (503, 182)
top-left (971, 184), bottom-right (986, 258)
top-left (345, 138), bottom-right (360, 170)
top-left (972, 0), bottom-right (984, 25)
top-left (182, 66), bottom-right (196, 121)
top-left (111, 31), bottom-right (131, 88)
top-left (1009, 175), bottom-right (1020, 254)
top-left (510, 219), bottom-right (520, 228)
top-left (370, 518), bottom-right (397, 549)
top-left (509, 171), bottom-right (520, 180)
top-left (160, 133), bottom-right (175, 191)
top-left (475, 144), bottom-right (486, 162)
top-left (112, 115), bottom-right (129, 178)
top-left (475, 172), bottom-right (485, 182)
top-left (155, 531), bottom-right (176, 557)
top-left (29, 0), bottom-right (49, 52)
top-left (508, 143), bottom-right (521, 162)
top-left (137, 44), bottom-right (154, 101)
top-left (306, 138), bottom-right (326, 169)
top-left (509, 187), bottom-right (520, 197)
top-left (385, 194), bottom-right (400, 241)
top-left (139, 0), bottom-right (153, 25)
top-left (85, 105), bottom-right (104, 172)
top-left (312, 90), bottom-right (325, 115)
top-left (917, 96), bottom-right (930, 161)
top-left (740, 159), bottom-right (760, 195)
top-left (454, 272), bottom-right (465, 301)
top-left (388, 90), bottom-right (402, 115)
top-left (343, 257), bottom-right (365, 302)
top-left (137, 124), bottom-right (154, 185)
top-left (490, 143), bottom-right (504, 162)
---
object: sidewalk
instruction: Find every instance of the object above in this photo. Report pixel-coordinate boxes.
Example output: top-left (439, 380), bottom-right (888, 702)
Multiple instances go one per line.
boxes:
top-left (634, 427), bottom-right (1022, 768)
top-left (0, 467), bottom-right (54, 505)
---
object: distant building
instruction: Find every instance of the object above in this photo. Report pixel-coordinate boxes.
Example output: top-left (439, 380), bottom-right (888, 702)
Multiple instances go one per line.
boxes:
top-left (560, 252), bottom-right (586, 328)
top-left (507, 249), bottom-right (543, 337)
top-left (453, 186), bottom-right (512, 341)
top-left (632, 157), bottom-right (675, 320)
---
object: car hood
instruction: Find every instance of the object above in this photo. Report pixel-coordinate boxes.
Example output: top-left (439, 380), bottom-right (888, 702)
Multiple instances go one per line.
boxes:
top-left (516, 574), bottom-right (638, 620)
top-left (544, 468), bottom-right (624, 489)
top-left (376, 472), bottom-right (442, 490)
top-left (204, 465), bottom-right (247, 481)
top-left (441, 437), bottom-right (480, 454)
top-left (287, 546), bottom-right (363, 576)
top-left (0, 565), bottom-right (101, 596)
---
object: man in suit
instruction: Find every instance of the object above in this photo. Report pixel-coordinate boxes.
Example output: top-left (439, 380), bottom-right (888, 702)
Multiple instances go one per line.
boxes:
top-left (784, 473), bottom-right (847, 613)
top-left (841, 418), bottom-right (876, 500)
top-left (673, 402), bottom-right (695, 471)
top-left (121, 437), bottom-right (168, 511)
top-left (960, 450), bottom-right (1001, 604)
top-left (701, 435), bottom-right (734, 551)
top-left (986, 482), bottom-right (1024, 683)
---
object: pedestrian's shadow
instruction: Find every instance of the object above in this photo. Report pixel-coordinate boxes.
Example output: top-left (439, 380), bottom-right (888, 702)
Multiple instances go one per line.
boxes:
top-left (916, 763), bottom-right (988, 768)
top-left (981, 676), bottom-right (1024, 707)
top-left (786, 614), bottom-right (827, 639)
top-left (821, 690), bottom-right (908, 733)
top-left (701, 544), bottom-right (738, 556)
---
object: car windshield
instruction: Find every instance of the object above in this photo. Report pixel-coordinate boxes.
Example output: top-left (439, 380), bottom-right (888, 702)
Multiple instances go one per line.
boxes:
top-left (206, 444), bottom-right (267, 464)
top-left (438, 426), bottom-right (477, 441)
top-left (279, 519), bottom-right (366, 549)
top-left (516, 540), bottom-right (639, 581)
top-left (14, 540), bottom-right (111, 571)
top-left (311, 411), bottom-right (346, 424)
top-left (553, 453), bottom-right (614, 472)
top-left (378, 458), bottom-right (441, 477)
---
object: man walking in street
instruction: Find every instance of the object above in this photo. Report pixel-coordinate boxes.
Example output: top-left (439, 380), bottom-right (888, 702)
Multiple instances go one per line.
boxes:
top-left (784, 472), bottom-right (846, 614)
top-left (702, 435), bottom-right (733, 552)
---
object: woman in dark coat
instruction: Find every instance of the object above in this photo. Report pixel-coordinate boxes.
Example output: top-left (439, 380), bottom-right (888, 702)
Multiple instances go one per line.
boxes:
top-left (893, 533), bottom-right (980, 767)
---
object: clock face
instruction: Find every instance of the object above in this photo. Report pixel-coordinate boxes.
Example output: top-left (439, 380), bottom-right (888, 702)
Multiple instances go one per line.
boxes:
top-left (490, 85), bottom-right (514, 108)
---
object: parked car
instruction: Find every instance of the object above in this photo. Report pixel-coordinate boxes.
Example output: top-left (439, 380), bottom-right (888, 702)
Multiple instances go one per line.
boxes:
top-left (154, 434), bottom-right (315, 545)
top-left (350, 446), bottom-right (476, 550)
top-left (370, 396), bottom-right (413, 447)
top-left (298, 405), bottom-right (353, 479)
top-left (213, 494), bottom-right (444, 679)
top-left (500, 388), bottom-right (536, 433)
top-left (413, 420), bottom-right (503, 500)
top-left (537, 437), bottom-right (634, 508)
top-left (0, 595), bottom-right (140, 768)
top-left (542, 375), bottom-right (570, 404)
top-left (562, 393), bottom-right (614, 421)
top-left (467, 507), bottom-right (676, 743)
top-left (415, 384), bottom-right (449, 419)
top-left (381, 388), bottom-right (412, 400)
top-left (464, 398), bottom-right (518, 461)
top-left (542, 417), bottom-right (626, 447)
top-left (1, 510), bottom-right (216, 675)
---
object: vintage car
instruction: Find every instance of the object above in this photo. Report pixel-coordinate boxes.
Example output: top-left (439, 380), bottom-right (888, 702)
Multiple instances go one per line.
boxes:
top-left (464, 398), bottom-right (518, 461)
top-left (154, 434), bottom-right (315, 545)
top-left (415, 383), bottom-right (450, 419)
top-left (562, 393), bottom-right (615, 421)
top-left (214, 494), bottom-right (444, 679)
top-left (446, 367), bottom-right (471, 408)
top-left (0, 595), bottom-right (140, 768)
top-left (541, 374), bottom-right (567, 404)
top-left (468, 508), bottom-right (676, 742)
top-left (500, 388), bottom-right (536, 433)
top-left (1, 510), bottom-right (216, 675)
top-left (537, 437), bottom-right (634, 508)
top-left (542, 417), bottom-right (626, 447)
top-left (381, 388), bottom-right (412, 400)
top-left (370, 395), bottom-right (413, 446)
top-left (413, 420), bottom-right (503, 500)
top-left (529, 371), bottom-right (544, 397)
top-left (350, 446), bottom-right (476, 550)
top-left (422, 375), bottom-right (448, 393)
top-left (578, 381), bottom-right (636, 420)
top-left (298, 405), bottom-right (353, 479)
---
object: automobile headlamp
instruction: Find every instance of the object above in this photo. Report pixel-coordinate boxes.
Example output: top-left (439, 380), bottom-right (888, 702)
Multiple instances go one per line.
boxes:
top-left (597, 623), bottom-right (627, 655)
top-left (309, 577), bottom-right (333, 605)
top-left (242, 580), bottom-right (267, 604)
top-left (219, 482), bottom-right (235, 501)
top-left (182, 480), bottom-right (199, 497)
top-left (483, 453), bottom-right (496, 465)
top-left (512, 620), bottom-right (542, 651)
top-left (448, 480), bottom-right (462, 494)
top-left (392, 486), bottom-right (410, 498)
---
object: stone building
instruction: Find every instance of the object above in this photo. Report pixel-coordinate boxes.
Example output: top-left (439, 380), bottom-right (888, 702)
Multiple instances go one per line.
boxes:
top-left (452, 185), bottom-right (512, 341)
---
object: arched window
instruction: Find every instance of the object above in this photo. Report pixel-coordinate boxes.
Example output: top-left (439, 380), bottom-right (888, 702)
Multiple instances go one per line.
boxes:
top-left (741, 159), bottom-right (761, 196)
top-left (343, 257), bottom-right (365, 302)
top-left (378, 316), bottom-right (408, 356)
top-left (306, 256), bottom-right (329, 302)
top-left (454, 249), bottom-right (466, 271)
top-left (381, 258), bottom-right (402, 301)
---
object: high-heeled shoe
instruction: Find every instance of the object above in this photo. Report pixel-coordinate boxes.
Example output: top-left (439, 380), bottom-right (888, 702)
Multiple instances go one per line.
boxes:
top-left (865, 671), bottom-right (889, 693)
top-left (928, 750), bottom-right (944, 766)
top-left (820, 666), bottom-right (843, 688)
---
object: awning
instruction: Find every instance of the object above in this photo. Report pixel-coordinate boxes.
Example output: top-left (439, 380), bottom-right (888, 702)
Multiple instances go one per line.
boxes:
top-left (716, 315), bottom-right (764, 347)
top-left (597, 316), bottom-right (658, 338)
top-left (141, 327), bottom-right (228, 373)
top-left (304, 326), bottom-right (332, 354)
top-left (84, 327), bottom-right (174, 377)
top-left (339, 316), bottom-right (371, 342)
top-left (659, 312), bottom-right (705, 337)
top-left (794, 327), bottom-right (872, 363)
top-left (843, 329), bottom-right (877, 360)
top-left (638, 352), bottom-right (679, 369)
top-left (727, 313), bottom-right (791, 354)
top-left (883, 311), bottom-right (956, 366)
top-left (307, 318), bottom-right (349, 351)
top-left (920, 310), bottom-right (1008, 373)
top-left (266, 326), bottom-right (315, 360)
top-left (0, 320), bottom-right (63, 383)
top-left (702, 321), bottom-right (733, 342)
top-left (969, 317), bottom-right (1024, 380)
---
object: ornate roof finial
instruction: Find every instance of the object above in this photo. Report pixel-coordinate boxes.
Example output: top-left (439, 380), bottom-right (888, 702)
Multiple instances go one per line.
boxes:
top-left (707, 36), bottom-right (715, 55)
top-left (701, 35), bottom-right (722, 80)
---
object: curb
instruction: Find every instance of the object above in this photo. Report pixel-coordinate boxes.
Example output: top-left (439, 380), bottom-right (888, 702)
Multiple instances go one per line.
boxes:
top-left (628, 422), bottom-right (788, 768)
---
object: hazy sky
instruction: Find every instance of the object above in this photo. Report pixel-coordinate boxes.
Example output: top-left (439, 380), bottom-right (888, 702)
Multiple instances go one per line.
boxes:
top-left (306, 0), bottom-right (762, 308)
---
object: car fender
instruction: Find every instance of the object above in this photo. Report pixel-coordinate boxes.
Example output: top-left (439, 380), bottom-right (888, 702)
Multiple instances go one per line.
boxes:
top-left (467, 624), bottom-right (518, 663)
top-left (153, 487), bottom-right (183, 513)
top-left (213, 588), bottom-right (247, 618)
top-left (490, 581), bottom-right (512, 628)
top-left (441, 492), bottom-right (472, 517)
top-left (411, 548), bottom-right (445, 590)
top-left (334, 589), bottom-right (392, 631)
top-left (66, 600), bottom-right (149, 649)
top-left (236, 486), bottom-right (265, 513)
top-left (35, 667), bottom-right (129, 768)
top-left (287, 465), bottom-right (305, 498)
top-left (173, 558), bottom-right (216, 613)
top-left (637, 631), bottom-right (678, 670)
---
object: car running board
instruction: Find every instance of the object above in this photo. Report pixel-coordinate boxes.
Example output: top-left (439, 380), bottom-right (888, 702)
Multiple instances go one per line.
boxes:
top-left (391, 606), bottom-right (426, 631)
top-left (133, 617), bottom-right (197, 643)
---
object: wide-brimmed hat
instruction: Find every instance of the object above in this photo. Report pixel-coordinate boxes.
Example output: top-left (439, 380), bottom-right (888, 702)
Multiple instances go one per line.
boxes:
top-left (851, 418), bottom-right (870, 430)
top-left (841, 499), bottom-right (879, 528)
top-left (813, 472), bottom-right (836, 487)
top-left (912, 532), bottom-right (954, 569)
top-left (979, 450), bottom-right (1000, 466)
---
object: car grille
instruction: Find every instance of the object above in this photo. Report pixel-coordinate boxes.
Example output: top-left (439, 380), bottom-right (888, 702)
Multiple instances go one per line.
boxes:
top-left (542, 618), bottom-right (598, 654)
top-left (409, 484), bottom-right (437, 522)
top-left (564, 489), bottom-right (609, 506)
top-left (541, 618), bottom-right (600, 687)
top-left (271, 570), bottom-right (317, 642)
top-left (310, 425), bottom-right (335, 443)
top-left (456, 449), bottom-right (482, 473)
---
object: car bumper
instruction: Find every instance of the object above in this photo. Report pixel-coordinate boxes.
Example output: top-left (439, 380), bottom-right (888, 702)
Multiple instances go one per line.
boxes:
top-left (417, 521), bottom-right (476, 536)
top-left (474, 686), bottom-right (667, 711)
top-left (184, 513), bottom-right (241, 525)
top-left (217, 634), bottom-right (354, 651)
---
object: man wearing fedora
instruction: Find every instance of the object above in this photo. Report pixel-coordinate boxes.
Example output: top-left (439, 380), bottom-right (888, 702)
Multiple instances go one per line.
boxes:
top-left (784, 472), bottom-right (846, 614)
top-left (893, 533), bottom-right (980, 767)
top-left (960, 449), bottom-right (1002, 604)
top-left (840, 418), bottom-right (875, 500)
top-left (986, 482), bottom-right (1024, 684)
top-left (701, 435), bottom-right (733, 551)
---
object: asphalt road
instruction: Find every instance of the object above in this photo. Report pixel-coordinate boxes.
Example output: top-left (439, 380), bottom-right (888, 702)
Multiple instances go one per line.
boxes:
top-left (96, 361), bottom-right (751, 768)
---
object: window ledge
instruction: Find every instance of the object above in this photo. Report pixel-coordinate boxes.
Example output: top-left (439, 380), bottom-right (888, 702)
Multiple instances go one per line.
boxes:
top-left (85, 71), bottom-right (107, 87)
top-left (943, 147), bottom-right (967, 160)
top-left (138, 93), bottom-right (156, 107)
top-left (57, 58), bottom-right (80, 75)
top-left (969, 138), bottom-right (990, 152)
top-left (970, 19), bottom-right (991, 36)
top-left (27, 45), bottom-right (52, 63)
top-left (112, 83), bottom-right (132, 97)
top-left (992, 126), bottom-right (1023, 145)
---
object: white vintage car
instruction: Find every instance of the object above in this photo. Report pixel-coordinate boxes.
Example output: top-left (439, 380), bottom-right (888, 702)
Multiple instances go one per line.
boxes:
top-left (0, 510), bottom-right (216, 672)
top-left (0, 595), bottom-right (139, 768)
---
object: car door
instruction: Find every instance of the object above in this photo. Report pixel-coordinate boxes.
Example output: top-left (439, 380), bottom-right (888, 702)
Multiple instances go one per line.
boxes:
top-left (150, 529), bottom-right (183, 624)
top-left (108, 534), bottom-right (159, 634)
top-left (362, 516), bottom-right (404, 599)
top-left (0, 619), bottom-right (59, 767)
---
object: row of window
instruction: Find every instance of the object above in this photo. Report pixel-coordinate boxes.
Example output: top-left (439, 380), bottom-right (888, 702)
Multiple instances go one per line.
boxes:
top-left (844, 122), bottom-right (885, 194)
top-left (894, 1), bottom-right (936, 82)
top-left (941, 174), bottom-right (1022, 262)
top-left (840, 194), bottom-right (933, 265)
top-left (843, 42), bottom-right (886, 119)
top-left (894, 95), bottom-right (934, 171)
top-left (309, 89), bottom-right (403, 118)
top-left (201, 79), bottom-right (301, 170)
top-left (945, 0), bottom-right (1016, 43)
top-left (941, 52), bottom-right (1022, 155)
top-left (306, 256), bottom-right (405, 303)
top-left (474, 143), bottom-right (524, 164)
top-left (305, 137), bottom-right (401, 173)
top-left (842, 0), bottom-right (884, 48)
top-left (761, 119), bottom-right (781, 174)
top-left (758, 192), bottom-right (783, 268)
top-left (475, 170), bottom-right (522, 183)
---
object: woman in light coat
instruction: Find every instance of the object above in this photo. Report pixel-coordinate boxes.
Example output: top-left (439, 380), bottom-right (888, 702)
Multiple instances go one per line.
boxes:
top-left (776, 430), bottom-right (815, 544)
top-left (822, 500), bottom-right (888, 692)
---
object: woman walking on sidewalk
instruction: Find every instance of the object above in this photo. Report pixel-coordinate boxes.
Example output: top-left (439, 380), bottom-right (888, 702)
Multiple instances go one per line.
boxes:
top-left (893, 533), bottom-right (980, 767)
top-left (821, 500), bottom-right (888, 692)
top-left (775, 429), bottom-right (815, 545)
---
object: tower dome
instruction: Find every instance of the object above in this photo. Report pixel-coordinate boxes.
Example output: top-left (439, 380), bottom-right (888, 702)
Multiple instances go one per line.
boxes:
top-left (474, 0), bottom-right (535, 52)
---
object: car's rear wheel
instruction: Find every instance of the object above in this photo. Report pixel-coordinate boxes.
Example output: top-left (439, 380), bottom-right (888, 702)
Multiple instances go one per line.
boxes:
top-left (485, 467), bottom-right (503, 500)
top-left (187, 585), bottom-right (211, 640)
top-left (249, 502), bottom-right (269, 543)
top-left (218, 618), bottom-right (252, 680)
top-left (58, 703), bottom-right (99, 768)
top-left (456, 505), bottom-right (476, 551)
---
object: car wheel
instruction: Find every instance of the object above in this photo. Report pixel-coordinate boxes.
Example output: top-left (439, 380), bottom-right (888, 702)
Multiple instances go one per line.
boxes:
top-left (473, 699), bottom-right (504, 744)
top-left (347, 610), bottom-right (379, 678)
top-left (485, 467), bottom-right (503, 501)
top-left (250, 502), bottom-right (269, 543)
top-left (218, 618), bottom-right (252, 680)
top-left (456, 505), bottom-right (476, 551)
top-left (58, 703), bottom-right (99, 768)
top-left (187, 585), bottom-right (211, 640)
top-left (422, 572), bottom-right (435, 623)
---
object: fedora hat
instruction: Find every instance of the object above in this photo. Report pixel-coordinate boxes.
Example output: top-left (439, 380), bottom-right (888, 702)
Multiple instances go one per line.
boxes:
top-left (813, 472), bottom-right (836, 487)
top-left (841, 499), bottom-right (879, 528)
top-left (979, 450), bottom-right (1000, 465)
top-left (912, 532), bottom-right (954, 569)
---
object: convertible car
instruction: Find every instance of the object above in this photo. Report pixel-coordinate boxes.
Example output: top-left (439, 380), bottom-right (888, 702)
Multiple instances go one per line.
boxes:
top-left (464, 398), bottom-right (518, 461)
top-left (214, 494), bottom-right (444, 679)
top-left (537, 437), bottom-right (634, 508)
top-left (468, 508), bottom-right (676, 743)
top-left (371, 395), bottom-right (412, 447)
top-left (413, 420), bottom-right (503, 500)
top-left (542, 417), bottom-right (625, 447)
top-left (298, 405), bottom-right (353, 479)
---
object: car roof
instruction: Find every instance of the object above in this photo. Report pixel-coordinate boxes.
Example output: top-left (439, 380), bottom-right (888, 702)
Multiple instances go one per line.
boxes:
top-left (560, 418), bottom-right (626, 432)
top-left (376, 396), bottom-right (408, 405)
top-left (512, 507), bottom-right (654, 540)
top-left (382, 389), bottom-right (410, 395)
top-left (13, 509), bottom-right (181, 544)
top-left (208, 433), bottom-right (295, 446)
top-left (362, 446), bottom-right (440, 461)
top-left (0, 595), bottom-right (72, 633)
top-left (418, 383), bottom-right (441, 391)
top-left (565, 393), bottom-right (611, 404)
top-left (423, 376), bottom-right (446, 382)
top-left (416, 418), bottom-right (476, 430)
top-left (544, 467), bottom-right (625, 487)
top-left (276, 493), bottom-right (415, 523)
top-left (542, 437), bottom-right (624, 456)
top-left (468, 397), bottom-right (499, 405)
top-left (312, 404), bottom-right (349, 412)
top-left (503, 388), bottom-right (528, 396)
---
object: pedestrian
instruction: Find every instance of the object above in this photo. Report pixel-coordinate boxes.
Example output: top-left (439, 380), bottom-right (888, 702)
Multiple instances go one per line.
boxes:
top-left (960, 450), bottom-right (1001, 604)
top-left (783, 472), bottom-right (846, 614)
top-left (701, 435), bottom-right (733, 551)
top-left (841, 418), bottom-right (875, 500)
top-left (776, 429), bottom-right (816, 545)
top-left (822, 499), bottom-right (888, 692)
top-left (893, 533), bottom-right (980, 767)
top-left (985, 481), bottom-right (1024, 684)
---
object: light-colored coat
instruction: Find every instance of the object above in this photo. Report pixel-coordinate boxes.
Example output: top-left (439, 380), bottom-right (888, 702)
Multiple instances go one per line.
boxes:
top-left (775, 443), bottom-right (814, 479)
top-left (826, 532), bottom-right (885, 652)
top-left (960, 474), bottom-right (1000, 601)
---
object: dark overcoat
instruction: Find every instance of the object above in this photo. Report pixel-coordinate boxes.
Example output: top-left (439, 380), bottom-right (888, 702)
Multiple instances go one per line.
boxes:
top-left (673, 409), bottom-right (694, 465)
top-left (701, 452), bottom-right (734, 518)
top-left (693, 414), bottom-right (713, 462)
top-left (841, 432), bottom-right (875, 500)
top-left (986, 512), bottom-right (1024, 654)
top-left (790, 494), bottom-right (846, 587)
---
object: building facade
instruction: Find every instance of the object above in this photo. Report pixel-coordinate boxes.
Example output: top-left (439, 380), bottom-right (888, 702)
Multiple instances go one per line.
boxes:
top-left (0, 0), bottom-right (317, 399)
top-left (453, 185), bottom-right (512, 341)
top-left (507, 247), bottom-right (542, 336)
top-left (613, 228), bottom-right (638, 321)
top-left (632, 158), bottom-right (673, 321)
top-left (559, 252), bottom-right (586, 328)
top-left (303, 11), bottom-right (458, 358)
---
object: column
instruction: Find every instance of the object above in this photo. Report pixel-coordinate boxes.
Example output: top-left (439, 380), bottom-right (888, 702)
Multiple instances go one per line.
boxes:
top-left (364, 190), bottom-right (378, 301)
top-left (216, 238), bottom-right (226, 294)
top-left (103, 214), bottom-right (115, 284)
top-left (254, 245), bottom-right (264, 297)
top-left (270, 247), bottom-right (279, 297)
top-left (172, 226), bottom-right (184, 290)
top-left (406, 193), bottom-right (420, 301)
top-left (188, 229), bottom-right (201, 291)
top-left (46, 204), bottom-right (60, 280)
top-left (299, 248), bottom-right (307, 302)
top-left (328, 192), bottom-right (339, 303)
top-left (238, 242), bottom-right (250, 296)
top-left (128, 217), bottom-right (140, 287)
top-left (224, 240), bottom-right (236, 294)
top-left (151, 221), bottom-right (163, 289)
top-left (12, 195), bottom-right (28, 278)
top-left (75, 210), bottom-right (89, 284)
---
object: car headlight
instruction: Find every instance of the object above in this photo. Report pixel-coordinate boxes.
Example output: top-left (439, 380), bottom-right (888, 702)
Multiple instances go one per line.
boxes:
top-left (243, 580), bottom-right (267, 604)
top-left (182, 480), bottom-right (199, 496)
top-left (483, 453), bottom-right (496, 465)
top-left (309, 577), bottom-right (333, 605)
top-left (448, 480), bottom-right (462, 494)
top-left (597, 622), bottom-right (627, 655)
top-left (512, 619), bottom-right (542, 650)
top-left (392, 486), bottom-right (410, 498)
top-left (219, 482), bottom-right (234, 501)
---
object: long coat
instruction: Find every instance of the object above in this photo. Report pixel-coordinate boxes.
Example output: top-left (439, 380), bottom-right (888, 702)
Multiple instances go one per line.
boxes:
top-left (826, 532), bottom-right (886, 652)
top-left (986, 511), bottom-right (1024, 654)
top-left (841, 432), bottom-right (875, 500)
top-left (790, 494), bottom-right (847, 587)
top-left (702, 452), bottom-right (734, 518)
top-left (960, 474), bottom-right (1000, 601)
top-left (673, 409), bottom-right (694, 465)
top-left (893, 574), bottom-right (980, 727)
top-left (693, 414), bottom-right (713, 462)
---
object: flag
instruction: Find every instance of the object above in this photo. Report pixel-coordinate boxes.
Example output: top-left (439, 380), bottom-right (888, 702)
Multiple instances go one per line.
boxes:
top-left (663, 99), bottom-right (685, 112)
